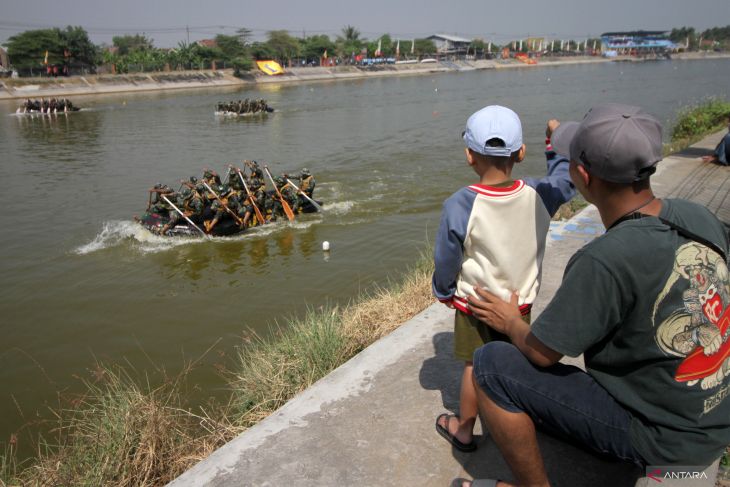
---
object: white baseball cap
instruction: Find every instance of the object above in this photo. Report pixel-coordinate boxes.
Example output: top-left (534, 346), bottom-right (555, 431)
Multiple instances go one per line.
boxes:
top-left (463, 105), bottom-right (523, 157)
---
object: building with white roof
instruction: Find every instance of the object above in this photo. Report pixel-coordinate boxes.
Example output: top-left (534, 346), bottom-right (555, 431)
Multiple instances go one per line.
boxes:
top-left (426, 34), bottom-right (472, 54)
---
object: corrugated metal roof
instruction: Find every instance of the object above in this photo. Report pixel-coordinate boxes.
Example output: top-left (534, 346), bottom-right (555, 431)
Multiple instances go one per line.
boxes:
top-left (600, 30), bottom-right (669, 37)
top-left (428, 34), bottom-right (472, 43)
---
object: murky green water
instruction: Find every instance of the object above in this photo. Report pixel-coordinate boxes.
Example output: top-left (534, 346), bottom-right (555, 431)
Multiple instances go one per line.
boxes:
top-left (1, 58), bottom-right (729, 454)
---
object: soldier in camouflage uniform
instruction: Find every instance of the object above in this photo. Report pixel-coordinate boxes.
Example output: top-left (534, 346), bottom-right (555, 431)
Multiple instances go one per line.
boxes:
top-left (204, 185), bottom-right (240, 233)
top-left (242, 178), bottom-right (267, 227)
top-left (245, 160), bottom-right (265, 188)
top-left (148, 184), bottom-right (174, 213)
top-left (157, 187), bottom-right (208, 235)
top-left (269, 177), bottom-right (299, 221)
top-left (297, 168), bottom-right (316, 208)
top-left (203, 169), bottom-right (221, 187)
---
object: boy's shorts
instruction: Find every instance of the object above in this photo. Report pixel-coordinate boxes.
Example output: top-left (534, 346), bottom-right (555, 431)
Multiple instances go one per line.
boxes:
top-left (453, 308), bottom-right (531, 362)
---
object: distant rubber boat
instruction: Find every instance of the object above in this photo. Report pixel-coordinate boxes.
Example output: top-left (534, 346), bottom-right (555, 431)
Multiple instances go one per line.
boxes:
top-left (420, 58), bottom-right (438, 64)
top-left (14, 107), bottom-right (81, 115)
top-left (214, 107), bottom-right (274, 117)
top-left (395, 60), bottom-right (418, 64)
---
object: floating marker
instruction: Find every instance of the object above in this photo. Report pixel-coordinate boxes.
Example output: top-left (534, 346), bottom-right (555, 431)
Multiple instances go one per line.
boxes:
top-left (322, 241), bottom-right (330, 251)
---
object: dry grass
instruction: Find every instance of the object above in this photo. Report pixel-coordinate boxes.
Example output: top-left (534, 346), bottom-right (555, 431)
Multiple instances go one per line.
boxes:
top-left (229, 253), bottom-right (435, 428)
top-left (4, 365), bottom-right (240, 487)
top-left (552, 197), bottom-right (589, 221)
top-left (2, 255), bottom-right (435, 486)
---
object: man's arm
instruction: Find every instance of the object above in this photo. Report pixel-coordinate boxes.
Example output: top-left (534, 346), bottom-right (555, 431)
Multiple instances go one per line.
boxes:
top-left (467, 288), bottom-right (563, 367)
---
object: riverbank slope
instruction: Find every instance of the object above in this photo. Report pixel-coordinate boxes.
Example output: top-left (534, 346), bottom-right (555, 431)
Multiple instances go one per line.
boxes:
top-left (169, 130), bottom-right (730, 486)
top-left (2, 51), bottom-right (728, 101)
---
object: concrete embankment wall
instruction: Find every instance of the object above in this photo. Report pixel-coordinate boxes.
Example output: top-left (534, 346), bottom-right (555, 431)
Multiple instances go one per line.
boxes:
top-left (2, 52), bottom-right (728, 101)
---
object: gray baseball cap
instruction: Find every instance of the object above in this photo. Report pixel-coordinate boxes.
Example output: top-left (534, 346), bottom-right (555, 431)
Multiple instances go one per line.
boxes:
top-left (552, 104), bottom-right (663, 184)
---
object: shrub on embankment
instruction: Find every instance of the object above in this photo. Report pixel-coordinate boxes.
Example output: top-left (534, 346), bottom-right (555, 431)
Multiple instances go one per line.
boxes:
top-left (0, 255), bottom-right (435, 487)
top-left (665, 98), bottom-right (730, 155)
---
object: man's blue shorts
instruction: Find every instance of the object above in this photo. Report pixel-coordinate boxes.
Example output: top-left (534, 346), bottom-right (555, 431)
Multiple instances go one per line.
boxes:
top-left (473, 341), bottom-right (645, 466)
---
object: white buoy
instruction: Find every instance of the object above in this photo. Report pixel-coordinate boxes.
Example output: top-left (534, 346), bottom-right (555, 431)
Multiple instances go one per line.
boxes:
top-left (322, 241), bottom-right (330, 251)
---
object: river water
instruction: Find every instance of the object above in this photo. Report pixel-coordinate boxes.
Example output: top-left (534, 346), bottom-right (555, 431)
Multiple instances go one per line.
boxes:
top-left (1, 58), bottom-right (729, 453)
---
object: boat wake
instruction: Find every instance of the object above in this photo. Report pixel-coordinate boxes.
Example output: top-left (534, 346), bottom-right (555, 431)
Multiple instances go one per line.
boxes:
top-left (324, 200), bottom-right (355, 215)
top-left (74, 220), bottom-right (202, 255)
top-left (75, 216), bottom-right (332, 255)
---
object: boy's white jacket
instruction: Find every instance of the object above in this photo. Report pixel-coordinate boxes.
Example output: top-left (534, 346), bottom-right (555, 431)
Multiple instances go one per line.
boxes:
top-left (432, 150), bottom-right (575, 315)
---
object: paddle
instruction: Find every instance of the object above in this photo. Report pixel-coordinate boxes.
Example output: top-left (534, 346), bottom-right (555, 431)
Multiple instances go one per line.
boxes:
top-left (202, 181), bottom-right (244, 226)
top-left (234, 167), bottom-right (266, 225)
top-left (161, 195), bottom-right (209, 238)
top-left (285, 178), bottom-right (323, 212)
top-left (264, 166), bottom-right (295, 222)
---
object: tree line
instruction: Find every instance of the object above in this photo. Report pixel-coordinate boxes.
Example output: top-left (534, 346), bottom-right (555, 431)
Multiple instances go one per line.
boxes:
top-left (3, 24), bottom-right (729, 77)
top-left (2, 25), bottom-right (439, 76)
top-left (669, 25), bottom-right (730, 50)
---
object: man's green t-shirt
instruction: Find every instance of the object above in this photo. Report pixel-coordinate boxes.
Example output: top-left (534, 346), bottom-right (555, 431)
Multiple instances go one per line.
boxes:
top-left (532, 199), bottom-right (730, 466)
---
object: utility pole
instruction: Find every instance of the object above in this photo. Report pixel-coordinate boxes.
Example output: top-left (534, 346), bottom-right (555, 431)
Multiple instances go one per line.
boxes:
top-left (186, 25), bottom-right (190, 44)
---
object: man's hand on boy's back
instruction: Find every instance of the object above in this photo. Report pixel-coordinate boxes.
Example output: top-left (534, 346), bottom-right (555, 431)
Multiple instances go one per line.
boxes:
top-left (546, 119), bottom-right (560, 138)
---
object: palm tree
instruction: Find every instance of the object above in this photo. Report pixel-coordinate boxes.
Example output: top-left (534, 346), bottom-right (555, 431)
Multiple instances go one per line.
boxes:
top-left (341, 25), bottom-right (360, 42)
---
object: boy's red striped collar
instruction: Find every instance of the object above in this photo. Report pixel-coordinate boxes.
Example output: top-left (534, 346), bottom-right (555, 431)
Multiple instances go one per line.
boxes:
top-left (468, 180), bottom-right (524, 196)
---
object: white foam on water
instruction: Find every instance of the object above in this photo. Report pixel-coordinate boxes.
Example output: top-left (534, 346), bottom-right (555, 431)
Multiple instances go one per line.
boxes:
top-left (76, 213), bottom-right (328, 255)
top-left (324, 200), bottom-right (355, 215)
top-left (74, 220), bottom-right (203, 255)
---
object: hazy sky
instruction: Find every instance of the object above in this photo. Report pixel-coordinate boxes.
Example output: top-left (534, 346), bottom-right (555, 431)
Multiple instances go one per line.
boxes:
top-left (2, 0), bottom-right (728, 47)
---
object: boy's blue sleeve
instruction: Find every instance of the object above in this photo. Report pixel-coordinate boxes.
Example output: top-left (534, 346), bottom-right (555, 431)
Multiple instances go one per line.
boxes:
top-left (432, 189), bottom-right (475, 302)
top-left (523, 149), bottom-right (576, 217)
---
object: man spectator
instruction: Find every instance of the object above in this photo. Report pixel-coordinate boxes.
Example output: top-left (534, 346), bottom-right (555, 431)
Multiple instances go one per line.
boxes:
top-left (455, 104), bottom-right (730, 487)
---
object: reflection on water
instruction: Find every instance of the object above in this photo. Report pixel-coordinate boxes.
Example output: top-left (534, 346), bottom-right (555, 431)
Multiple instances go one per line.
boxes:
top-left (276, 228), bottom-right (295, 257)
top-left (247, 236), bottom-right (271, 272)
top-left (14, 110), bottom-right (103, 153)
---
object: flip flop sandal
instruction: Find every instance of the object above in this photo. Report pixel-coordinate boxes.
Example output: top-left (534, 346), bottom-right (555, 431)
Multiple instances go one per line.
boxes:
top-left (435, 413), bottom-right (477, 452)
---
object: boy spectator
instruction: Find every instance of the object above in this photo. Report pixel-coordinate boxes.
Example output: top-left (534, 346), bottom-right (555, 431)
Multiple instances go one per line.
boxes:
top-left (432, 105), bottom-right (575, 451)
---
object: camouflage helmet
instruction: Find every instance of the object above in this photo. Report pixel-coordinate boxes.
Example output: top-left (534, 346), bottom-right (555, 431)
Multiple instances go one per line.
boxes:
top-left (301, 168), bottom-right (310, 177)
top-left (203, 169), bottom-right (216, 179)
top-left (217, 184), bottom-right (230, 196)
top-left (180, 188), bottom-right (192, 199)
top-left (189, 176), bottom-right (198, 184)
top-left (161, 185), bottom-right (173, 193)
top-left (195, 183), bottom-right (207, 194)
top-left (274, 177), bottom-right (285, 186)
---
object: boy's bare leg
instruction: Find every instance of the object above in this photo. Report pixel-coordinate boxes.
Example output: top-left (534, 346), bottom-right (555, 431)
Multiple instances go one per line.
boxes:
top-left (474, 373), bottom-right (550, 487)
top-left (437, 361), bottom-right (477, 445)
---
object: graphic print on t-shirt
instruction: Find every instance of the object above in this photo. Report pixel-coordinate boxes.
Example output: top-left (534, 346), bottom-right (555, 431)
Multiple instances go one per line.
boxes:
top-left (654, 242), bottom-right (730, 413)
